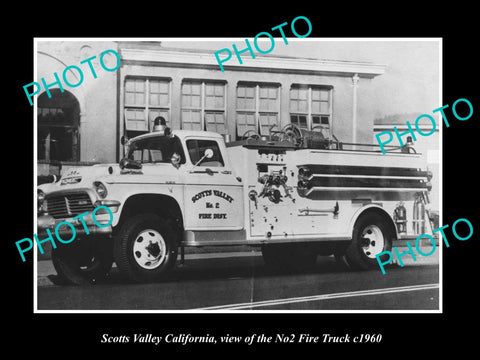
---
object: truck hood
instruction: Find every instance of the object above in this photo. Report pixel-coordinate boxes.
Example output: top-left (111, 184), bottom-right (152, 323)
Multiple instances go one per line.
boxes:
top-left (38, 164), bottom-right (120, 193)
top-left (61, 163), bottom-right (119, 184)
top-left (38, 162), bottom-right (186, 193)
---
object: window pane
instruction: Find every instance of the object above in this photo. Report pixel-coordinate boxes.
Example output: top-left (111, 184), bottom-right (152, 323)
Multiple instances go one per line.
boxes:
top-left (128, 136), bottom-right (185, 164)
top-left (191, 83), bottom-right (201, 95)
top-left (290, 88), bottom-right (298, 99)
top-left (182, 82), bottom-right (201, 108)
top-left (135, 80), bottom-right (144, 92)
top-left (236, 112), bottom-right (256, 137)
top-left (205, 84), bottom-right (214, 95)
top-left (299, 115), bottom-right (307, 128)
top-left (191, 94), bottom-right (201, 108)
top-left (259, 86), bottom-right (278, 111)
top-left (125, 93), bottom-right (135, 105)
top-left (268, 88), bottom-right (277, 98)
top-left (186, 139), bottom-right (224, 167)
top-left (290, 87), bottom-right (307, 113)
top-left (125, 78), bottom-right (145, 105)
top-left (182, 110), bottom-right (202, 130)
top-left (205, 83), bottom-right (224, 109)
top-left (205, 112), bottom-right (226, 134)
top-left (299, 89), bottom-right (308, 100)
top-left (125, 80), bottom-right (135, 92)
top-left (237, 97), bottom-right (245, 109)
top-left (125, 109), bottom-right (147, 131)
top-left (320, 101), bottom-right (329, 113)
top-left (149, 80), bottom-right (169, 107)
top-left (259, 113), bottom-right (278, 135)
top-left (215, 85), bottom-right (223, 96)
top-left (290, 114), bottom-right (307, 129)
top-left (159, 94), bottom-right (169, 106)
top-left (237, 85), bottom-right (255, 110)
top-left (290, 99), bottom-right (298, 112)
top-left (183, 83), bottom-right (191, 95)
top-left (298, 100), bottom-right (308, 112)
top-left (320, 90), bottom-right (329, 101)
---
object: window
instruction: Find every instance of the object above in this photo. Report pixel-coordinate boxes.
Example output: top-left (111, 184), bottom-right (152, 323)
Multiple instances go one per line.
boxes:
top-left (181, 81), bottom-right (226, 133)
top-left (236, 83), bottom-right (280, 138)
top-left (290, 85), bottom-right (332, 137)
top-left (186, 139), bottom-right (224, 167)
top-left (127, 136), bottom-right (185, 164)
top-left (124, 78), bottom-right (171, 137)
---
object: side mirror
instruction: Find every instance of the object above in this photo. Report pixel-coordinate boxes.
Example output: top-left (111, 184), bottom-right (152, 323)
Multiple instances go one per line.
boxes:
top-left (120, 135), bottom-right (129, 146)
top-left (204, 148), bottom-right (214, 159)
top-left (119, 157), bottom-right (142, 170)
top-left (189, 148), bottom-right (215, 172)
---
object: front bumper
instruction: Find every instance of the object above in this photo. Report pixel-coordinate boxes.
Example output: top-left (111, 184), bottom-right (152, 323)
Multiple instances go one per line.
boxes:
top-left (37, 212), bottom-right (112, 239)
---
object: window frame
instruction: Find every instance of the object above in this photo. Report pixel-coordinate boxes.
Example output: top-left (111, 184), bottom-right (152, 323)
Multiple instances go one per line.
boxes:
top-left (124, 77), bottom-right (172, 134)
top-left (185, 138), bottom-right (225, 167)
top-left (235, 82), bottom-right (281, 138)
top-left (181, 80), bottom-right (227, 133)
top-left (289, 84), bottom-right (333, 135)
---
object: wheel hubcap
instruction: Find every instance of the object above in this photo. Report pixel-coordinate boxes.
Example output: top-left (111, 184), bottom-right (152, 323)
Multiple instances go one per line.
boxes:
top-left (133, 229), bottom-right (166, 269)
top-left (361, 225), bottom-right (385, 258)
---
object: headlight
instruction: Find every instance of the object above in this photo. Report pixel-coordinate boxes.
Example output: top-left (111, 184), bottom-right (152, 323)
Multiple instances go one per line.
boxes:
top-left (93, 181), bottom-right (108, 199)
top-left (38, 189), bottom-right (45, 204)
top-left (38, 189), bottom-right (46, 213)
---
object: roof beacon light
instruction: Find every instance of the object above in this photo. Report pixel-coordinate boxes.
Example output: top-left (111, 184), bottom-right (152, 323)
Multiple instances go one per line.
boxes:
top-left (153, 116), bottom-right (171, 136)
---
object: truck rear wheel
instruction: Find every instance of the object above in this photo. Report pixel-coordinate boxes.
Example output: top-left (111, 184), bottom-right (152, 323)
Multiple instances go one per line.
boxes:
top-left (345, 212), bottom-right (393, 270)
top-left (113, 213), bottom-right (178, 283)
top-left (52, 239), bottom-right (113, 285)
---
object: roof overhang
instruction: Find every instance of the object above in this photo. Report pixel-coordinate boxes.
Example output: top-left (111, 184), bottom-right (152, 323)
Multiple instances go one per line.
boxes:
top-left (119, 47), bottom-right (386, 79)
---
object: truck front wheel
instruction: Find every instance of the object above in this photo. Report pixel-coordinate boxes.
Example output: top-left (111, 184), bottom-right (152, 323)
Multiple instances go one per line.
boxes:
top-left (113, 213), bottom-right (178, 283)
top-left (51, 238), bottom-right (113, 285)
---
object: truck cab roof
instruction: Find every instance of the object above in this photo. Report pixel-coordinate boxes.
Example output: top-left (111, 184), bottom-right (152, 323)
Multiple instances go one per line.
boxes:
top-left (129, 129), bottom-right (224, 143)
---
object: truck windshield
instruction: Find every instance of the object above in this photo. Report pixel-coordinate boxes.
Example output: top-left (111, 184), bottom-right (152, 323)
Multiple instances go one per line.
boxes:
top-left (128, 136), bottom-right (185, 164)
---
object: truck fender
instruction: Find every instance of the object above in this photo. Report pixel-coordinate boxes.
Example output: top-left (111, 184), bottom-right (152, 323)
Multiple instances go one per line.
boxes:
top-left (347, 204), bottom-right (398, 241)
top-left (114, 193), bottom-right (185, 232)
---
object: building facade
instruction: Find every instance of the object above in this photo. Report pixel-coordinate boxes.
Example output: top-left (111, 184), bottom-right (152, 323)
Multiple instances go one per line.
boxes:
top-left (36, 40), bottom-right (386, 179)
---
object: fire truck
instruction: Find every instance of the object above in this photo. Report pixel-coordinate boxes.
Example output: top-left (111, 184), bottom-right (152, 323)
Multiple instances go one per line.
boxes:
top-left (37, 120), bottom-right (433, 284)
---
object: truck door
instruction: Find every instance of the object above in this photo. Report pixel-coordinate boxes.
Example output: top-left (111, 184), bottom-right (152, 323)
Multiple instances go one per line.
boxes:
top-left (183, 137), bottom-right (244, 230)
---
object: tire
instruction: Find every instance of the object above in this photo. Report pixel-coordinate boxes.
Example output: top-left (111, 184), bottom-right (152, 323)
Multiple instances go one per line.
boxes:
top-left (262, 244), bottom-right (317, 271)
top-left (51, 238), bottom-right (113, 286)
top-left (345, 212), bottom-right (393, 270)
top-left (113, 213), bottom-right (178, 283)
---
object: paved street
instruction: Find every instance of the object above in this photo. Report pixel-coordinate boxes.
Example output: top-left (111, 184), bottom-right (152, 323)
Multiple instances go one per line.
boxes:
top-left (36, 247), bottom-right (440, 311)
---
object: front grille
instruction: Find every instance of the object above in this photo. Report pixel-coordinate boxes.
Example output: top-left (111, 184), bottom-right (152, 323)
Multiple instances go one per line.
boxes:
top-left (45, 192), bottom-right (94, 219)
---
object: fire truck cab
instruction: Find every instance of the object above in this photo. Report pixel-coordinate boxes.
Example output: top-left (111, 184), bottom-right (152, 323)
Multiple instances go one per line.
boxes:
top-left (37, 121), bottom-right (433, 284)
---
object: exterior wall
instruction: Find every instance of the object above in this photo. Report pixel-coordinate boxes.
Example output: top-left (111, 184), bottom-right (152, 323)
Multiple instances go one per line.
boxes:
top-left (118, 46), bottom-right (383, 160)
top-left (36, 41), bottom-right (118, 176)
